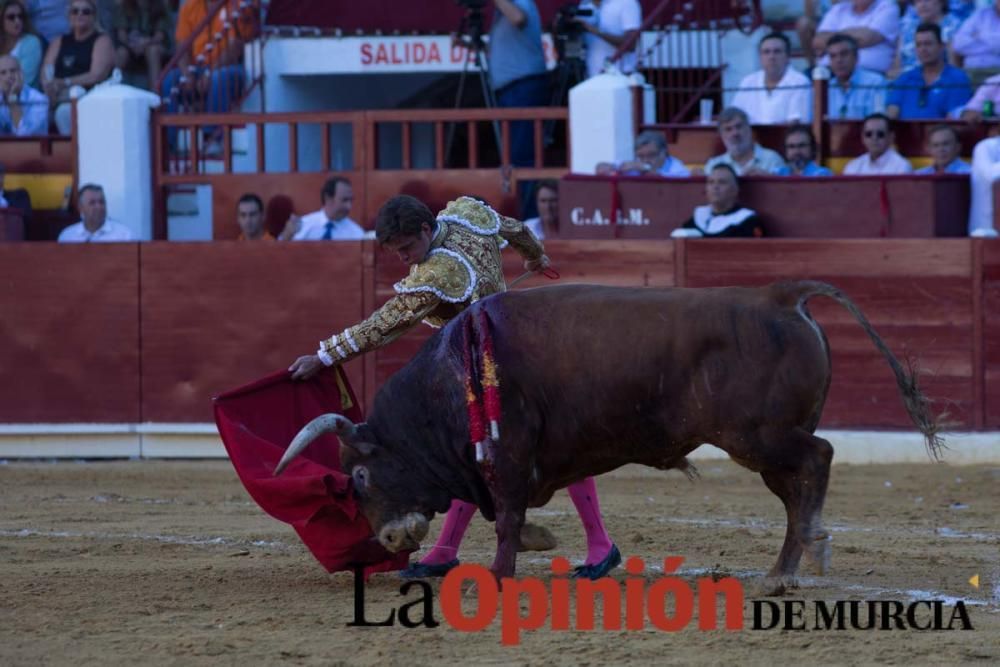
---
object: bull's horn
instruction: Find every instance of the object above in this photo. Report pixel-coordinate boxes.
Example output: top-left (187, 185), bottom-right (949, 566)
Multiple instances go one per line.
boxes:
top-left (273, 413), bottom-right (356, 476)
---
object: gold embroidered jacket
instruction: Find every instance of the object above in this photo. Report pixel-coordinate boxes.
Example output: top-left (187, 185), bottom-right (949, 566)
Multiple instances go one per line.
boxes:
top-left (318, 197), bottom-right (544, 365)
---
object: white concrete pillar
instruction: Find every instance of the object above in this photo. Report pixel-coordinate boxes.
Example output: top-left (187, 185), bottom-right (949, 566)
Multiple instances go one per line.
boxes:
top-left (76, 84), bottom-right (161, 241)
top-left (568, 72), bottom-right (636, 175)
top-left (968, 136), bottom-right (1000, 237)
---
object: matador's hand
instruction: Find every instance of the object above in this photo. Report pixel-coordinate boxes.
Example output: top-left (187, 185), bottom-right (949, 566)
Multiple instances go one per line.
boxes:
top-left (524, 254), bottom-right (550, 273)
top-left (289, 354), bottom-right (326, 381)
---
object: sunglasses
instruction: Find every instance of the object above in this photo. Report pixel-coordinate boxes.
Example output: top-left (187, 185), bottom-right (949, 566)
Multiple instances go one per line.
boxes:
top-left (864, 130), bottom-right (888, 139)
top-left (70, 6), bottom-right (94, 16)
top-left (785, 142), bottom-right (811, 150)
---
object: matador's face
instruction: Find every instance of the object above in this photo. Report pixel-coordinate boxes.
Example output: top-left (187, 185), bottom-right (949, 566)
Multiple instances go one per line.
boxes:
top-left (384, 223), bottom-right (434, 267)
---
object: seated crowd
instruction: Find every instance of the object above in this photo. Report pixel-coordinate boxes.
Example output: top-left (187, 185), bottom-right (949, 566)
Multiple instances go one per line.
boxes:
top-left (0, 0), bottom-right (255, 136)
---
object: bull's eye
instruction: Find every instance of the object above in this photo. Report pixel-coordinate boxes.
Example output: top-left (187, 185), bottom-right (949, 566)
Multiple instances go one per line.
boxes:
top-left (352, 466), bottom-right (369, 493)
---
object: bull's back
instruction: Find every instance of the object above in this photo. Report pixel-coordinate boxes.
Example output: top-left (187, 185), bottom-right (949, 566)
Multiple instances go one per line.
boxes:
top-left (475, 283), bottom-right (831, 481)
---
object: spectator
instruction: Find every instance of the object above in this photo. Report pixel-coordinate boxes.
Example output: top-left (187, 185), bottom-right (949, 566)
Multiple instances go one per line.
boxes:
top-left (826, 33), bottom-right (887, 119)
top-left (161, 0), bottom-right (254, 120)
top-left (1, 0), bottom-right (42, 88)
top-left (949, 1), bottom-right (980, 22)
top-left (968, 134), bottom-right (1000, 235)
top-left (775, 125), bottom-right (833, 176)
top-left (488, 0), bottom-right (547, 168)
top-left (0, 53), bottom-right (46, 134)
top-left (797, 0), bottom-right (838, 67)
top-left (843, 113), bottom-right (914, 174)
top-left (915, 124), bottom-right (971, 174)
top-left (596, 129), bottom-right (690, 177)
top-left (57, 183), bottom-right (134, 242)
top-left (887, 23), bottom-right (971, 120)
top-left (523, 179), bottom-right (558, 240)
top-left (113, 0), bottom-right (171, 88)
top-left (814, 0), bottom-right (900, 75)
top-left (40, 0), bottom-right (114, 135)
top-left (0, 161), bottom-right (32, 214)
top-left (704, 107), bottom-right (785, 176)
top-left (280, 177), bottom-right (364, 241)
top-left (730, 32), bottom-right (811, 124)
top-left (951, 0), bottom-right (1000, 70)
top-left (235, 192), bottom-right (273, 240)
top-left (960, 73), bottom-right (1000, 121)
top-left (580, 0), bottom-right (641, 78)
top-left (892, 0), bottom-right (961, 76)
top-left (673, 164), bottom-right (763, 238)
top-left (25, 0), bottom-right (68, 44)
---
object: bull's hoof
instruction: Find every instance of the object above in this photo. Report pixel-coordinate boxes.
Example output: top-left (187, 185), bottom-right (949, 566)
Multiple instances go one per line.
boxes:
top-left (572, 544), bottom-right (622, 580)
top-left (518, 523), bottom-right (558, 552)
top-left (755, 575), bottom-right (799, 597)
top-left (802, 534), bottom-right (832, 576)
top-left (399, 559), bottom-right (459, 579)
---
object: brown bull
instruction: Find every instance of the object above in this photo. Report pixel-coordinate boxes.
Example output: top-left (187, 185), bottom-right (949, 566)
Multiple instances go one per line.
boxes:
top-left (277, 281), bottom-right (942, 589)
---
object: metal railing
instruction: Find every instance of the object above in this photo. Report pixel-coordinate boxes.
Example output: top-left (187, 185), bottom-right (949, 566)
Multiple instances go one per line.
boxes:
top-left (156, 0), bottom-right (268, 117)
top-left (606, 0), bottom-right (762, 123)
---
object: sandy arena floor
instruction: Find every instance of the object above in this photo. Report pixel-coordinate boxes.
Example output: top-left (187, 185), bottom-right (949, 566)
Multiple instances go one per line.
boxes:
top-left (1, 457), bottom-right (998, 666)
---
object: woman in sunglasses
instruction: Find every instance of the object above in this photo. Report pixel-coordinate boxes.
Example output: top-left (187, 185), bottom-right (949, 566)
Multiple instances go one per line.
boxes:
top-left (0, 0), bottom-right (42, 89)
top-left (39, 0), bottom-right (113, 134)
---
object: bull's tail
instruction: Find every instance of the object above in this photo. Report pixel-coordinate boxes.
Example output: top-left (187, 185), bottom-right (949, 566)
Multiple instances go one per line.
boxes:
top-left (789, 280), bottom-right (945, 461)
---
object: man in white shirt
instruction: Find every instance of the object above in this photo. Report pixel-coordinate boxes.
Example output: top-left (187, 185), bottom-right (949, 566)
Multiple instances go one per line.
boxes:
top-left (282, 176), bottom-right (365, 241)
top-left (731, 32), bottom-right (812, 124)
top-left (57, 184), bottom-right (134, 242)
top-left (843, 113), bottom-right (913, 175)
top-left (968, 135), bottom-right (1000, 236)
top-left (580, 0), bottom-right (642, 78)
top-left (813, 0), bottom-right (900, 75)
top-left (523, 179), bottom-right (558, 240)
top-left (704, 107), bottom-right (786, 176)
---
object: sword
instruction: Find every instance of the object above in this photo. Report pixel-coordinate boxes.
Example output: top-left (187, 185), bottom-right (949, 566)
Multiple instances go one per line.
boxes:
top-left (508, 266), bottom-right (560, 289)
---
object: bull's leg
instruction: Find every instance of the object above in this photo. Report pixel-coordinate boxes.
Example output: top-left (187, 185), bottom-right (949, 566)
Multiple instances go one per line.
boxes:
top-left (490, 505), bottom-right (525, 580)
top-left (750, 428), bottom-right (833, 595)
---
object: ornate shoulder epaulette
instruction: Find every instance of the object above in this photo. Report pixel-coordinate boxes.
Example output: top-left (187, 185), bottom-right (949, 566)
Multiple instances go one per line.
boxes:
top-left (437, 196), bottom-right (501, 236)
top-left (394, 248), bottom-right (476, 303)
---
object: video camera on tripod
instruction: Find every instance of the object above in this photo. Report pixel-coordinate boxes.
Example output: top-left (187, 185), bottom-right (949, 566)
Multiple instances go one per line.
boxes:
top-left (552, 1), bottom-right (595, 63)
top-left (454, 0), bottom-right (489, 49)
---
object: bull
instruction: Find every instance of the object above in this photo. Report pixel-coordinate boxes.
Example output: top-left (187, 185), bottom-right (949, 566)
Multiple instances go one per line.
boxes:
top-left (276, 281), bottom-right (942, 589)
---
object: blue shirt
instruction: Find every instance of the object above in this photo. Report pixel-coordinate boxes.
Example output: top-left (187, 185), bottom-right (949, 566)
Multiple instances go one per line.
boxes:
top-left (775, 162), bottom-right (833, 177)
top-left (488, 0), bottom-right (546, 91)
top-left (915, 159), bottom-right (971, 175)
top-left (828, 68), bottom-right (887, 120)
top-left (887, 64), bottom-right (972, 120)
top-left (897, 11), bottom-right (961, 72)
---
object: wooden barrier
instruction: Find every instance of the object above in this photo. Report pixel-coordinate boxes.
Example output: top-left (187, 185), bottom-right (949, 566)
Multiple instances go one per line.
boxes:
top-left (646, 120), bottom-right (999, 169)
top-left (558, 174), bottom-right (970, 239)
top-left (153, 108), bottom-right (568, 240)
top-left (0, 244), bottom-right (140, 422)
top-left (0, 240), bottom-right (997, 429)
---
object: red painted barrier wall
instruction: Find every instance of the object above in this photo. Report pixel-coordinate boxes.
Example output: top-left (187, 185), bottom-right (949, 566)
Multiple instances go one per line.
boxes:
top-left (0, 240), bottom-right (996, 429)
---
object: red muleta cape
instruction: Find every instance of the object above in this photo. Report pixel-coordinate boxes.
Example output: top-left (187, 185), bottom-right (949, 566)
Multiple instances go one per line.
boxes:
top-left (213, 368), bottom-right (409, 575)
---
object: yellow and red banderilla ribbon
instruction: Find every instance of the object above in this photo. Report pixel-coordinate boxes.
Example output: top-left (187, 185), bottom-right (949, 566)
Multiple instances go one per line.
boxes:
top-left (463, 309), bottom-right (501, 469)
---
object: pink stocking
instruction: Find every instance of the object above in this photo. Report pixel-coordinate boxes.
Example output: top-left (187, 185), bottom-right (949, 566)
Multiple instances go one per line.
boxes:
top-left (568, 477), bottom-right (613, 565)
top-left (418, 499), bottom-right (475, 565)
